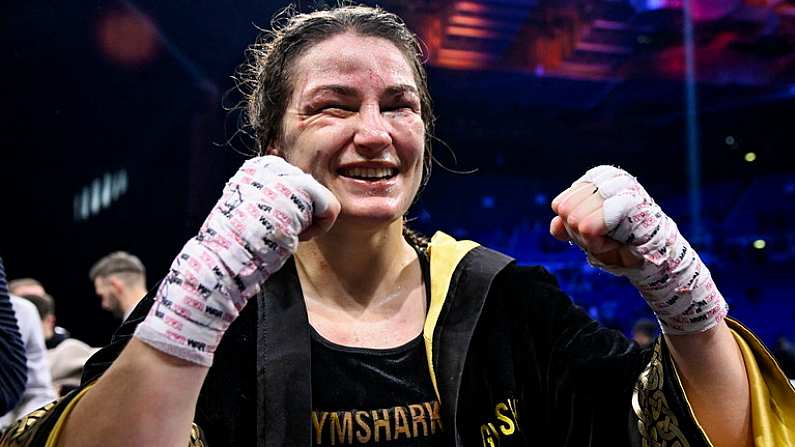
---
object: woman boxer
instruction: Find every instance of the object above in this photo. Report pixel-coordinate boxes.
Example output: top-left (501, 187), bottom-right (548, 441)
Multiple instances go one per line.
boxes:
top-left (3, 5), bottom-right (792, 447)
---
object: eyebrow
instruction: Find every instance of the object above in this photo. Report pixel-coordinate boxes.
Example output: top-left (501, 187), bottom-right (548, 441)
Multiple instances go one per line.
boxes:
top-left (305, 85), bottom-right (358, 98)
top-left (304, 83), bottom-right (419, 100)
top-left (384, 84), bottom-right (419, 98)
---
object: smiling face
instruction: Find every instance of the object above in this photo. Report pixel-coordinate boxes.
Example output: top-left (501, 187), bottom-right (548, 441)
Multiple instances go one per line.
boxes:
top-left (272, 32), bottom-right (426, 227)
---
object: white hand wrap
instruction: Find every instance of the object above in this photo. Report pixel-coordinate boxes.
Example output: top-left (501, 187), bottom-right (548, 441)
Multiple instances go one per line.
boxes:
top-left (135, 156), bottom-right (335, 365)
top-left (573, 165), bottom-right (728, 335)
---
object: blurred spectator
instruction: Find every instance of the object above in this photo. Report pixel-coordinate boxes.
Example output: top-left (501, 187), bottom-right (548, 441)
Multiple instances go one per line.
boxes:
top-left (0, 258), bottom-right (27, 417)
top-left (631, 318), bottom-right (658, 348)
top-left (0, 293), bottom-right (57, 428)
top-left (7, 278), bottom-right (44, 297)
top-left (8, 278), bottom-right (71, 349)
top-left (19, 293), bottom-right (97, 396)
top-left (89, 251), bottom-right (147, 321)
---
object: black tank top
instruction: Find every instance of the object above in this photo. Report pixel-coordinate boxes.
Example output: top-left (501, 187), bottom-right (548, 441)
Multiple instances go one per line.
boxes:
top-left (309, 250), bottom-right (444, 446)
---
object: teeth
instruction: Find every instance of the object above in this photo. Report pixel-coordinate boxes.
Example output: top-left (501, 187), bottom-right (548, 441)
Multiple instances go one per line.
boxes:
top-left (341, 167), bottom-right (396, 179)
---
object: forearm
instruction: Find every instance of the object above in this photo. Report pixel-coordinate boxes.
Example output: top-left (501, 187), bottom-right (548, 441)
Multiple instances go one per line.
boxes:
top-left (56, 156), bottom-right (335, 446)
top-left (57, 338), bottom-right (208, 447)
top-left (665, 321), bottom-right (752, 447)
top-left (551, 167), bottom-right (753, 445)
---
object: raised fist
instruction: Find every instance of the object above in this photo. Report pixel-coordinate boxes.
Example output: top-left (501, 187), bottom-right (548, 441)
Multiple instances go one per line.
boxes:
top-left (135, 156), bottom-right (340, 365)
top-left (550, 167), bottom-right (645, 269)
top-left (549, 166), bottom-right (727, 334)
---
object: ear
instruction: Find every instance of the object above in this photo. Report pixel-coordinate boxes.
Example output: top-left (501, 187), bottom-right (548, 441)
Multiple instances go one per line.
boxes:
top-left (44, 314), bottom-right (56, 326)
top-left (109, 276), bottom-right (125, 294)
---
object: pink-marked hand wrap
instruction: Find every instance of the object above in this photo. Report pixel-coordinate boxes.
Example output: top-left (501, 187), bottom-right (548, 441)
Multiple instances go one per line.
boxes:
top-left (573, 166), bottom-right (728, 335)
top-left (134, 156), bottom-right (335, 365)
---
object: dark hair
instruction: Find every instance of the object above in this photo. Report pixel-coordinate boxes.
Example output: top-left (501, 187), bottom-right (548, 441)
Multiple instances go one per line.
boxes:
top-left (20, 293), bottom-right (54, 320)
top-left (89, 251), bottom-right (146, 286)
top-left (403, 226), bottom-right (430, 251)
top-left (238, 4), bottom-right (435, 187)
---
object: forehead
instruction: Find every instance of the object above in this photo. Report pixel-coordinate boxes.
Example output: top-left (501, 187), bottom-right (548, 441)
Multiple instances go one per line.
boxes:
top-left (290, 33), bottom-right (417, 96)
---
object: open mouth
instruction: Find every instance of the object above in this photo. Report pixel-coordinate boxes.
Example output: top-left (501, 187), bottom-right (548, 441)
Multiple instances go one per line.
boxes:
top-left (337, 167), bottom-right (398, 181)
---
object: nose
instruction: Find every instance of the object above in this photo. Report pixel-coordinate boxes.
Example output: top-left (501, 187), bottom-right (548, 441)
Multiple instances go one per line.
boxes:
top-left (353, 104), bottom-right (392, 154)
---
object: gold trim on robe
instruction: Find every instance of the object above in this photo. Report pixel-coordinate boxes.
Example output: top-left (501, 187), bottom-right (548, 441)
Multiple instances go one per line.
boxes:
top-left (424, 231), bottom-right (479, 402)
top-left (633, 318), bottom-right (795, 447)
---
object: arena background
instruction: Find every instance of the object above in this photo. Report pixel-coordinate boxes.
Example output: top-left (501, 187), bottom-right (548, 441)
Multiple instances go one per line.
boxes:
top-left (3, 0), bottom-right (794, 352)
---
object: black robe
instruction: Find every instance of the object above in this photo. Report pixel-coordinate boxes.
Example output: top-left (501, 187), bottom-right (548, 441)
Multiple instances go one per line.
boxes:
top-left (4, 232), bottom-right (791, 446)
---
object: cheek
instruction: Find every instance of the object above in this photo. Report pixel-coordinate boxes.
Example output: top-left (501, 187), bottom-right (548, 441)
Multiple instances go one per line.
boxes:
top-left (396, 119), bottom-right (426, 195)
top-left (284, 120), bottom-right (354, 171)
top-left (390, 114), bottom-right (424, 150)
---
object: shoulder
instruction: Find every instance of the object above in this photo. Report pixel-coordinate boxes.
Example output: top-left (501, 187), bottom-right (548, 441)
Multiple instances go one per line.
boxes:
top-left (485, 262), bottom-right (584, 336)
top-left (9, 295), bottom-right (41, 338)
top-left (496, 263), bottom-right (561, 288)
top-left (10, 295), bottom-right (39, 321)
top-left (50, 338), bottom-right (97, 358)
top-left (443, 240), bottom-right (571, 312)
top-left (490, 262), bottom-right (567, 305)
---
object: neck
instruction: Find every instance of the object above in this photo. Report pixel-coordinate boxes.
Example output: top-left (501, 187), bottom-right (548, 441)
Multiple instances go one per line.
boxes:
top-left (295, 218), bottom-right (417, 309)
top-left (121, 285), bottom-right (148, 317)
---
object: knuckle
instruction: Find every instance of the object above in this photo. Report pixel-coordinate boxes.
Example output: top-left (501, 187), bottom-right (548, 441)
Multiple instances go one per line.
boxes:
top-left (566, 214), bottom-right (578, 227)
top-left (581, 223), bottom-right (600, 237)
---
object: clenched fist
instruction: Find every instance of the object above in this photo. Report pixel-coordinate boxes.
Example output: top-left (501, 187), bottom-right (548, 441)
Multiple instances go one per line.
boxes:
top-left (550, 178), bottom-right (643, 269)
top-left (548, 166), bottom-right (728, 335)
top-left (135, 156), bottom-right (340, 365)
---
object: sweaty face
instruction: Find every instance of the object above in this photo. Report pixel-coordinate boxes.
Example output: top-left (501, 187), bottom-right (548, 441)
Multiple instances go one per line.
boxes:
top-left (275, 33), bottom-right (425, 226)
top-left (94, 277), bottom-right (123, 319)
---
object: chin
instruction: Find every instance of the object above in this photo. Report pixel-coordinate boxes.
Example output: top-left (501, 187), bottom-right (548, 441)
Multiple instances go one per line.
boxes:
top-left (339, 201), bottom-right (408, 226)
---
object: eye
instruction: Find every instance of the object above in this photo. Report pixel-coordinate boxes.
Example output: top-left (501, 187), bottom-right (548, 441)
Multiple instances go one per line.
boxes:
top-left (314, 104), bottom-right (357, 117)
top-left (321, 104), bottom-right (355, 112)
top-left (383, 103), bottom-right (418, 114)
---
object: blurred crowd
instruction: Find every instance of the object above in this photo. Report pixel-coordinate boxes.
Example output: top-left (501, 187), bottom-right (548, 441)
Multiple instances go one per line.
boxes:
top-left (0, 252), bottom-right (147, 430)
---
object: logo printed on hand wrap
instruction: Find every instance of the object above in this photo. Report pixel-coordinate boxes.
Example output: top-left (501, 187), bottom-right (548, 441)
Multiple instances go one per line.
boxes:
top-left (134, 156), bottom-right (329, 365)
top-left (573, 165), bottom-right (728, 335)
